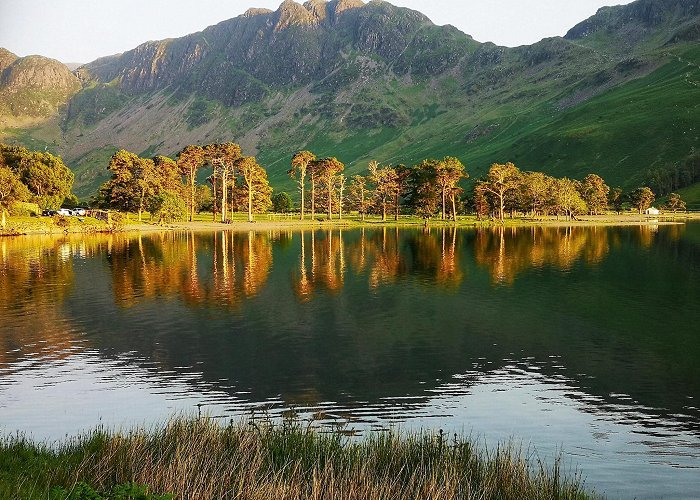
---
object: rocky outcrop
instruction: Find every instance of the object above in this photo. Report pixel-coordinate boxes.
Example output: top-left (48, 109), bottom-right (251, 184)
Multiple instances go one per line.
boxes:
top-left (1, 55), bottom-right (80, 92)
top-left (0, 54), bottom-right (81, 119)
top-left (0, 48), bottom-right (18, 73)
top-left (565, 0), bottom-right (700, 47)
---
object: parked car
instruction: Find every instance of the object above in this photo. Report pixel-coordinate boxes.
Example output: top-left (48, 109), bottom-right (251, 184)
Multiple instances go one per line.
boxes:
top-left (42, 209), bottom-right (58, 216)
top-left (73, 208), bottom-right (87, 216)
top-left (57, 208), bottom-right (73, 216)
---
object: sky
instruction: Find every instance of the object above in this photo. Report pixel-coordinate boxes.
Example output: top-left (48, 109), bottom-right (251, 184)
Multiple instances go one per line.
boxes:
top-left (0, 0), bottom-right (635, 64)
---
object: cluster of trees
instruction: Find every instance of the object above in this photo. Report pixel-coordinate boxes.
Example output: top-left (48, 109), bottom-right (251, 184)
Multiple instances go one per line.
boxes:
top-left (289, 152), bottom-right (468, 222)
top-left (2, 140), bottom-right (689, 229)
top-left (474, 164), bottom-right (690, 219)
top-left (0, 144), bottom-right (74, 227)
top-left (288, 154), bottom-right (686, 221)
top-left (644, 150), bottom-right (700, 196)
top-left (98, 143), bottom-right (272, 223)
top-left (473, 163), bottom-right (660, 221)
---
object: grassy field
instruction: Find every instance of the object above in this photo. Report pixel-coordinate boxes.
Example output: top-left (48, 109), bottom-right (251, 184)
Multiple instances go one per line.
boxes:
top-left (2, 210), bottom-right (697, 237)
top-left (0, 417), bottom-right (598, 500)
top-left (0, 215), bottom-right (111, 236)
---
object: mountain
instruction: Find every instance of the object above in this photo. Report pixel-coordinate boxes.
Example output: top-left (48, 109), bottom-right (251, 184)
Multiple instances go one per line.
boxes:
top-left (565, 0), bottom-right (700, 51)
top-left (0, 49), bottom-right (81, 128)
top-left (1, 0), bottom-right (699, 205)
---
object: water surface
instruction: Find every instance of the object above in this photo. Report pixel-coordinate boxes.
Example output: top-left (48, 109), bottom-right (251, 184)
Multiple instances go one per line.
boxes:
top-left (1, 224), bottom-right (699, 498)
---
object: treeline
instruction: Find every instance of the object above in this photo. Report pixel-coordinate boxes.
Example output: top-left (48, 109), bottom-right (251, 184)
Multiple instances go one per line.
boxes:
top-left (472, 163), bottom-right (667, 220)
top-left (96, 144), bottom-right (690, 224)
top-left (95, 144), bottom-right (272, 224)
top-left (0, 143), bottom-right (74, 226)
top-left (289, 152), bottom-right (469, 222)
top-left (290, 153), bottom-right (687, 221)
top-left (645, 150), bottom-right (700, 196)
top-left (3, 140), bottom-right (689, 228)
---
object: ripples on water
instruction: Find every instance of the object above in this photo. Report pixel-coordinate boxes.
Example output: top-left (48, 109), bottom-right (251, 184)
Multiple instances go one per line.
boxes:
top-left (1, 225), bottom-right (699, 498)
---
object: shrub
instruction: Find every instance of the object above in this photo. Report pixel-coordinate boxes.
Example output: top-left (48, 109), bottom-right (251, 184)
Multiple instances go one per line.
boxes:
top-left (151, 191), bottom-right (187, 225)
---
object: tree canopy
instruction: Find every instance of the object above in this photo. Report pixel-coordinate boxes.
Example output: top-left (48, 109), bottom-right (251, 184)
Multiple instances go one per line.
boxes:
top-left (0, 144), bottom-right (74, 210)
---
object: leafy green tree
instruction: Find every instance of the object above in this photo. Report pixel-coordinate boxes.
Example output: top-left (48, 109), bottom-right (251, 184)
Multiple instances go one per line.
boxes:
top-left (664, 192), bottom-right (687, 213)
top-left (14, 151), bottom-right (74, 210)
top-left (368, 161), bottom-right (398, 221)
top-left (289, 151), bottom-right (316, 220)
top-left (473, 182), bottom-right (491, 219)
top-left (205, 143), bottom-right (242, 222)
top-left (393, 164), bottom-right (410, 221)
top-left (195, 184), bottom-right (213, 213)
top-left (0, 165), bottom-right (31, 227)
top-left (406, 160), bottom-right (439, 222)
top-left (100, 150), bottom-right (141, 214)
top-left (316, 157), bottom-right (345, 220)
top-left (435, 156), bottom-right (467, 220)
top-left (348, 175), bottom-right (370, 221)
top-left (101, 150), bottom-right (159, 221)
top-left (272, 192), bottom-right (293, 213)
top-left (629, 186), bottom-right (656, 214)
top-left (553, 177), bottom-right (587, 220)
top-left (479, 162), bottom-right (521, 221)
top-left (177, 145), bottom-right (206, 222)
top-left (151, 190), bottom-right (187, 224)
top-left (235, 156), bottom-right (272, 221)
top-left (608, 187), bottom-right (625, 214)
top-left (579, 174), bottom-right (610, 215)
top-left (152, 155), bottom-right (182, 191)
top-left (519, 171), bottom-right (554, 216)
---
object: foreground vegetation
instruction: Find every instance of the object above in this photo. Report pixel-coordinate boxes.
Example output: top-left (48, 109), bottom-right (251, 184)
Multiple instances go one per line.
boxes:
top-left (0, 417), bottom-right (597, 500)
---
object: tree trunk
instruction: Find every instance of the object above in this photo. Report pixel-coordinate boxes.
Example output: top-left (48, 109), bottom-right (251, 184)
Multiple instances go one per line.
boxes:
top-left (327, 180), bottom-right (333, 220)
top-left (230, 182), bottom-right (235, 222)
top-left (339, 185), bottom-right (344, 220)
top-left (499, 193), bottom-right (505, 221)
top-left (138, 186), bottom-right (146, 222)
top-left (1, 209), bottom-right (5, 228)
top-left (451, 194), bottom-right (457, 221)
top-left (300, 174), bottom-right (305, 221)
top-left (382, 201), bottom-right (386, 222)
top-left (395, 193), bottom-right (399, 222)
top-left (190, 171), bottom-right (195, 222)
top-left (212, 176), bottom-right (218, 222)
top-left (311, 179), bottom-right (315, 219)
top-left (442, 187), bottom-right (447, 220)
top-left (221, 171), bottom-right (228, 223)
top-left (248, 180), bottom-right (253, 223)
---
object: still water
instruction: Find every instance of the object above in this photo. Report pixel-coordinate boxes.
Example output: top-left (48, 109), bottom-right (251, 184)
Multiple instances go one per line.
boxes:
top-left (1, 224), bottom-right (699, 498)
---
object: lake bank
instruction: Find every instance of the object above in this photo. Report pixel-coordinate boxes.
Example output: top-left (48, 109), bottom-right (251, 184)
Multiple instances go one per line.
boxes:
top-left (2, 212), bottom-right (698, 237)
top-left (0, 417), bottom-right (597, 500)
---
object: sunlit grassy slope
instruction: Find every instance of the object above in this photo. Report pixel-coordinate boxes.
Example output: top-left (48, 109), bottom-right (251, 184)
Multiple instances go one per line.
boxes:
top-left (257, 46), bottom-right (700, 204)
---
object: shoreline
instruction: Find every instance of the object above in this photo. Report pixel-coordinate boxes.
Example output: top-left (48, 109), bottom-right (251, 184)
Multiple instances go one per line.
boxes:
top-left (0, 416), bottom-right (596, 499)
top-left (1, 213), bottom-right (697, 237)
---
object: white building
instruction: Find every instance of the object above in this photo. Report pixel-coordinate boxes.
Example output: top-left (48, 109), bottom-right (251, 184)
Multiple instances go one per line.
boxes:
top-left (645, 207), bottom-right (660, 215)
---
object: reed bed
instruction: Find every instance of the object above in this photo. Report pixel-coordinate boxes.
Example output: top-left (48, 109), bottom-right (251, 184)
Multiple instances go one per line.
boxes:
top-left (0, 417), bottom-right (599, 499)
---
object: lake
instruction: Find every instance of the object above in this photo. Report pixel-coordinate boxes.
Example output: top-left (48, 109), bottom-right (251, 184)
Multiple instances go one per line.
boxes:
top-left (1, 223), bottom-right (698, 498)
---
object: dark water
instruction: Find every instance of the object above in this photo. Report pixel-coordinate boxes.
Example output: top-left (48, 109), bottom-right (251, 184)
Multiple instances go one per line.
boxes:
top-left (1, 224), bottom-right (699, 498)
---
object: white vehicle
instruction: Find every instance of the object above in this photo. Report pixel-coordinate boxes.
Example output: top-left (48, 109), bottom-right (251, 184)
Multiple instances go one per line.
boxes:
top-left (73, 208), bottom-right (87, 216)
top-left (57, 208), bottom-right (73, 216)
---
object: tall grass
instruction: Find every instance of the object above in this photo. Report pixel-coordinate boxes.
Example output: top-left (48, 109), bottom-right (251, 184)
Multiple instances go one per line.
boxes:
top-left (0, 417), bottom-right (599, 499)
